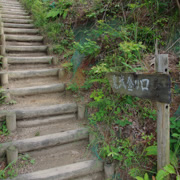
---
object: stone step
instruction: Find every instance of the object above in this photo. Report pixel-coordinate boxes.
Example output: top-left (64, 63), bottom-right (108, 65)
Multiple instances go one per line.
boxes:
top-left (4, 28), bottom-right (38, 34)
top-left (2, 14), bottom-right (30, 19)
top-left (0, 3), bottom-right (22, 7)
top-left (0, 4), bottom-right (24, 8)
top-left (8, 68), bottom-right (58, 79)
top-left (2, 18), bottom-right (33, 24)
top-left (5, 92), bottom-right (70, 110)
top-left (0, 5), bottom-right (23, 9)
top-left (6, 41), bottom-right (43, 46)
top-left (9, 160), bottom-right (103, 180)
top-left (18, 103), bottom-right (77, 119)
top-left (0, 11), bottom-right (28, 16)
top-left (5, 35), bottom-right (43, 42)
top-left (1, 0), bottom-right (20, 2)
top-left (5, 45), bottom-right (47, 53)
top-left (0, 2), bottom-right (22, 4)
top-left (9, 76), bottom-right (60, 89)
top-left (0, 8), bottom-right (25, 13)
top-left (3, 23), bottom-right (34, 28)
top-left (1, 0), bottom-right (20, 1)
top-left (17, 114), bottom-right (76, 128)
top-left (0, 128), bottom-right (88, 157)
top-left (0, 1), bottom-right (21, 5)
top-left (0, 103), bottom-right (77, 121)
top-left (16, 116), bottom-right (82, 139)
top-left (5, 83), bottom-right (65, 96)
top-left (7, 56), bottom-right (52, 64)
top-left (0, 6), bottom-right (24, 10)
top-left (0, 4), bottom-right (21, 7)
top-left (7, 52), bottom-right (47, 57)
top-left (0, 5), bottom-right (24, 9)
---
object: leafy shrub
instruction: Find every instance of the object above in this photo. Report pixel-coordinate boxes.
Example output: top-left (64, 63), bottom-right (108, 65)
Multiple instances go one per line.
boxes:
top-left (62, 62), bottom-right (73, 72)
top-left (66, 83), bottom-right (79, 93)
top-left (0, 121), bottom-right (9, 136)
top-left (74, 39), bottom-right (100, 58)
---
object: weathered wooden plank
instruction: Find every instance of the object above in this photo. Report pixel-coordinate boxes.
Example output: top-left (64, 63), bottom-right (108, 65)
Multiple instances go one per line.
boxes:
top-left (156, 54), bottom-right (170, 178)
top-left (107, 72), bottom-right (171, 103)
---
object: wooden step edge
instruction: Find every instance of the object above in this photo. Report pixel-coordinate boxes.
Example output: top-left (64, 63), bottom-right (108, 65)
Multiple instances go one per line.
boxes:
top-left (0, 103), bottom-right (77, 121)
top-left (0, 128), bottom-right (88, 157)
top-left (8, 68), bottom-right (58, 79)
top-left (17, 114), bottom-right (77, 128)
top-left (0, 6), bottom-right (24, 11)
top-left (1, 15), bottom-right (31, 19)
top-left (3, 24), bottom-right (35, 29)
top-left (0, 11), bottom-right (29, 16)
top-left (5, 83), bottom-right (65, 96)
top-left (5, 45), bottom-right (48, 52)
top-left (9, 160), bottom-right (103, 180)
top-left (7, 56), bottom-right (52, 64)
top-left (5, 35), bottom-right (43, 42)
top-left (0, 8), bottom-right (26, 13)
top-left (2, 18), bottom-right (33, 24)
top-left (4, 28), bottom-right (38, 33)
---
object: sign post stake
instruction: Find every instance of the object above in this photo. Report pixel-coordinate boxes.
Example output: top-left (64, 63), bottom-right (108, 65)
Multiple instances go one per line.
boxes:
top-left (155, 54), bottom-right (170, 176)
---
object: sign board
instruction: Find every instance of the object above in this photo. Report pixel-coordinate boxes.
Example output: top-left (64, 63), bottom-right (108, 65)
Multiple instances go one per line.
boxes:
top-left (107, 72), bottom-right (171, 104)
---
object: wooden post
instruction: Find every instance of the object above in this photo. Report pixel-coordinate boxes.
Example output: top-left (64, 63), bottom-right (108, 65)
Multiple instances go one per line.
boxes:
top-left (2, 57), bottom-right (8, 69)
top-left (6, 146), bottom-right (18, 164)
top-left (155, 54), bottom-right (170, 174)
top-left (58, 68), bottom-right (65, 80)
top-left (6, 112), bottom-right (16, 133)
top-left (78, 104), bottom-right (86, 120)
top-left (0, 21), bottom-right (6, 56)
top-left (52, 57), bottom-right (58, 65)
top-left (104, 163), bottom-right (115, 179)
top-left (1, 72), bottom-right (8, 85)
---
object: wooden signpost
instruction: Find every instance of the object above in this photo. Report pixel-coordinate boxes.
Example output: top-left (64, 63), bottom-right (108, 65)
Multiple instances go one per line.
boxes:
top-left (107, 54), bottom-right (171, 178)
top-left (107, 72), bottom-right (171, 103)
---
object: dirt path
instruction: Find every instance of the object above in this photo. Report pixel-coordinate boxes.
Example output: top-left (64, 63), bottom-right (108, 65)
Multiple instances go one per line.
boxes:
top-left (0, 0), bottom-right (104, 179)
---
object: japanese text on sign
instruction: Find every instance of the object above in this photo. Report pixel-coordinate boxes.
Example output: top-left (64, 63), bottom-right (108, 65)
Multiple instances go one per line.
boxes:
top-left (107, 72), bottom-right (171, 103)
top-left (113, 75), bottom-right (150, 92)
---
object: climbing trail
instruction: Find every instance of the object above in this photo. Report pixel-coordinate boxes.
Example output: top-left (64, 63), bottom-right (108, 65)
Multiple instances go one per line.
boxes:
top-left (0, 0), bottom-right (104, 179)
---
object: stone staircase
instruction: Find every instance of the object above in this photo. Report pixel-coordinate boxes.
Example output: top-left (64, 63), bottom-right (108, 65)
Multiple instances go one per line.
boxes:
top-left (0, 0), bottom-right (104, 179)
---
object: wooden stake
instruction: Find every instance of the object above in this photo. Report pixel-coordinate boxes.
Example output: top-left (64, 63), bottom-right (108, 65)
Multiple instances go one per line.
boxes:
top-left (2, 57), bottom-right (8, 69)
top-left (6, 112), bottom-right (16, 133)
top-left (78, 104), bottom-right (86, 120)
top-left (1, 72), bottom-right (8, 85)
top-left (6, 146), bottom-right (18, 164)
top-left (155, 54), bottom-right (170, 175)
top-left (58, 68), bottom-right (65, 80)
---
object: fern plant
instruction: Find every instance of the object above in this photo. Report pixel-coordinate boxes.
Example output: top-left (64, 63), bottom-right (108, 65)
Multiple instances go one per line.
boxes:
top-left (46, 0), bottom-right (73, 20)
top-left (32, 0), bottom-right (47, 26)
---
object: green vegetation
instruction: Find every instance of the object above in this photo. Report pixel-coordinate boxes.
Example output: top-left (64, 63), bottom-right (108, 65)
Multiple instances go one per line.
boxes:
top-left (0, 153), bottom-right (35, 179)
top-left (62, 62), bottom-right (73, 72)
top-left (66, 82), bottom-right (79, 93)
top-left (17, 0), bottom-right (180, 179)
top-left (20, 0), bottom-right (179, 57)
top-left (35, 131), bottom-right (40, 136)
top-left (0, 121), bottom-right (9, 136)
top-left (136, 163), bottom-right (180, 180)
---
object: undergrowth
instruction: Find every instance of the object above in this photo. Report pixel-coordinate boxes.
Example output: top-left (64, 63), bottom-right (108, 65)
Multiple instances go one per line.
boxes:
top-left (18, 0), bottom-right (180, 179)
top-left (0, 153), bottom-right (35, 179)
